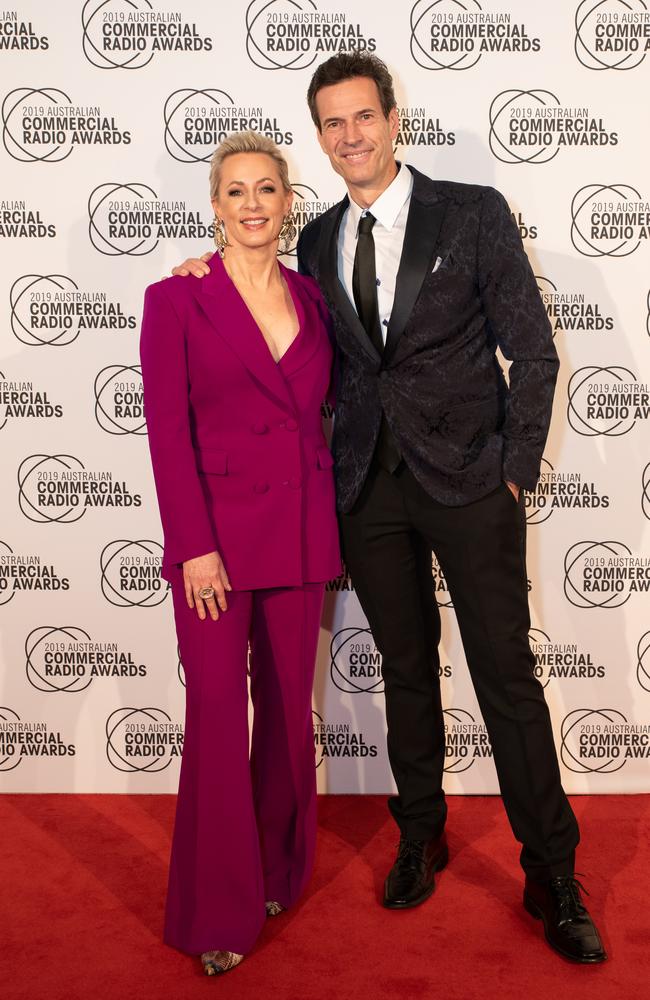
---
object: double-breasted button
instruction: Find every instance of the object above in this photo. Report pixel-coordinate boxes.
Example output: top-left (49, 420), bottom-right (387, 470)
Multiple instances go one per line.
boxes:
top-left (285, 418), bottom-right (298, 431)
top-left (288, 476), bottom-right (301, 490)
top-left (251, 421), bottom-right (268, 435)
top-left (253, 482), bottom-right (269, 494)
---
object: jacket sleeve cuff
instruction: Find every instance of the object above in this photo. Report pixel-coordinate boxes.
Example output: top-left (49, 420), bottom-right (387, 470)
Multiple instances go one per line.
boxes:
top-left (502, 444), bottom-right (543, 493)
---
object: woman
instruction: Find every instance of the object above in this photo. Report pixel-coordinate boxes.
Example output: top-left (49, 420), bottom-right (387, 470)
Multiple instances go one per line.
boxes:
top-left (140, 131), bottom-right (341, 975)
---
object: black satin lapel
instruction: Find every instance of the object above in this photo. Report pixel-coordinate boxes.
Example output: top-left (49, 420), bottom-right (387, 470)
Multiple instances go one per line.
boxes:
top-left (318, 199), bottom-right (381, 366)
top-left (316, 199), bottom-right (345, 303)
top-left (383, 198), bottom-right (448, 364)
top-left (196, 265), bottom-right (296, 415)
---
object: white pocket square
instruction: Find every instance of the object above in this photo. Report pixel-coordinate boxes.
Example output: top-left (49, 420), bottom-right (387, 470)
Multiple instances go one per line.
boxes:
top-left (432, 255), bottom-right (444, 273)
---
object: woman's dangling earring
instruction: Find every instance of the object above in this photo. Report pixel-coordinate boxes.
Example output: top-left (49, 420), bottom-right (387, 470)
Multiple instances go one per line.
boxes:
top-left (277, 211), bottom-right (297, 255)
top-left (213, 216), bottom-right (228, 259)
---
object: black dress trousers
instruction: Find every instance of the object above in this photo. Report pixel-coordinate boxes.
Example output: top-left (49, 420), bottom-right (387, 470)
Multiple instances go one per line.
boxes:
top-left (339, 459), bottom-right (580, 880)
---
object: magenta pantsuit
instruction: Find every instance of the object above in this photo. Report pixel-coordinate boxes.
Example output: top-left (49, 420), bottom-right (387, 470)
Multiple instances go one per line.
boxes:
top-left (140, 256), bottom-right (341, 955)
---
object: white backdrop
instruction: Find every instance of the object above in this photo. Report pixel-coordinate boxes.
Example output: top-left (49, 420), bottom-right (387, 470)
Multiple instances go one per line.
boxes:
top-left (1, 0), bottom-right (649, 794)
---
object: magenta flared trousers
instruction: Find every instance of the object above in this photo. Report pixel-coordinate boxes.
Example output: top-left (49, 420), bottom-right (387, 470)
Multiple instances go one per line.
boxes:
top-left (164, 581), bottom-right (325, 955)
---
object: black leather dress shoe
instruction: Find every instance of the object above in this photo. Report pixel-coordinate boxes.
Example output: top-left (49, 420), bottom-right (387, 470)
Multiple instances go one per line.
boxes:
top-left (524, 875), bottom-right (607, 963)
top-left (383, 835), bottom-right (448, 909)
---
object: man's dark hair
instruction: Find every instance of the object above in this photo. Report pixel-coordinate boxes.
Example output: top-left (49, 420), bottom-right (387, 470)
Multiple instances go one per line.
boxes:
top-left (306, 53), bottom-right (396, 131)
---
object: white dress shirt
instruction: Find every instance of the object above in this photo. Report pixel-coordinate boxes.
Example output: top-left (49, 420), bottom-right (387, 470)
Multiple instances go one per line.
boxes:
top-left (337, 162), bottom-right (414, 344)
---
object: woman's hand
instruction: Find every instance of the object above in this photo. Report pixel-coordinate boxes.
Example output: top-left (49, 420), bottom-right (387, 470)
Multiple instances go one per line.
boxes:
top-left (183, 550), bottom-right (231, 621)
top-left (171, 251), bottom-right (214, 278)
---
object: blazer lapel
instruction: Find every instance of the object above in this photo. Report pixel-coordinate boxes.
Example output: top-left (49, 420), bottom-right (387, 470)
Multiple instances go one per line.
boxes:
top-left (278, 265), bottom-right (321, 378)
top-left (195, 256), bottom-right (296, 414)
top-left (317, 196), bottom-right (381, 366)
top-left (383, 193), bottom-right (448, 365)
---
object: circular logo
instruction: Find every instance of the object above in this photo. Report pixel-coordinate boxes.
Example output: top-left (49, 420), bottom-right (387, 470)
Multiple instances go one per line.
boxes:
top-left (638, 631), bottom-right (650, 692)
top-left (18, 453), bottom-right (86, 524)
top-left (283, 183), bottom-right (322, 257)
top-left (82, 0), bottom-right (155, 70)
top-left (25, 625), bottom-right (93, 693)
top-left (642, 462), bottom-right (650, 521)
top-left (0, 707), bottom-right (22, 771)
top-left (0, 370), bottom-right (6, 432)
top-left (563, 540), bottom-right (633, 609)
top-left (100, 540), bottom-right (167, 608)
top-left (443, 707), bottom-right (488, 773)
top-left (10, 274), bottom-right (80, 347)
top-left (246, 0), bottom-right (319, 71)
top-left (571, 183), bottom-right (644, 257)
top-left (177, 644), bottom-right (185, 687)
top-left (525, 457), bottom-right (554, 525)
top-left (536, 276), bottom-right (559, 339)
top-left (163, 88), bottom-right (236, 163)
top-left (432, 555), bottom-right (453, 608)
top-left (410, 0), bottom-right (483, 71)
top-left (330, 627), bottom-right (383, 694)
top-left (567, 365), bottom-right (638, 437)
top-left (2, 87), bottom-right (75, 162)
top-left (646, 288), bottom-right (650, 337)
top-left (528, 627), bottom-right (552, 688)
top-left (105, 707), bottom-right (181, 772)
top-left (0, 540), bottom-right (15, 605)
top-left (312, 709), bottom-right (325, 768)
top-left (94, 365), bottom-right (145, 435)
top-left (88, 182), bottom-right (159, 256)
top-left (575, 0), bottom-right (648, 71)
top-left (560, 708), bottom-right (628, 773)
top-left (489, 89), bottom-right (562, 165)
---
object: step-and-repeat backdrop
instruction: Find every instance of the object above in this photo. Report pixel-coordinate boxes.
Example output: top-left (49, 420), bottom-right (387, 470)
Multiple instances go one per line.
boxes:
top-left (1, 1), bottom-right (649, 794)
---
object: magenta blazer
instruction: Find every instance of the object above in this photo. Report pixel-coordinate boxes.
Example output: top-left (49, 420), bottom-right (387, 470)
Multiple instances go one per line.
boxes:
top-left (140, 256), bottom-right (342, 589)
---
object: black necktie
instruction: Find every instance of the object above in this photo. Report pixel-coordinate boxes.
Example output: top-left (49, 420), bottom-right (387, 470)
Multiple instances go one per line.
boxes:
top-left (352, 212), bottom-right (384, 357)
top-left (351, 211), bottom-right (402, 473)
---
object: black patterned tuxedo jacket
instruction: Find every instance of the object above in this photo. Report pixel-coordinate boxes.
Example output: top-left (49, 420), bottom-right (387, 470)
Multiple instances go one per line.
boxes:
top-left (297, 166), bottom-right (558, 512)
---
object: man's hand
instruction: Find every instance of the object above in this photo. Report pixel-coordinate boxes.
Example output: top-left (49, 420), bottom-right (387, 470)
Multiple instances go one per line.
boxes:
top-left (505, 480), bottom-right (520, 502)
top-left (171, 251), bottom-right (214, 278)
top-left (183, 550), bottom-right (231, 621)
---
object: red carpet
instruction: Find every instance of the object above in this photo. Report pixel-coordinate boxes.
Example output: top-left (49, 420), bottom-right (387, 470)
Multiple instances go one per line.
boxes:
top-left (1, 794), bottom-right (648, 999)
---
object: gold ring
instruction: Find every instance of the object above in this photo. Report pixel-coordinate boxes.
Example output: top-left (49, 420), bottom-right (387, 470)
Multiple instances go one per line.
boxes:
top-left (198, 586), bottom-right (215, 600)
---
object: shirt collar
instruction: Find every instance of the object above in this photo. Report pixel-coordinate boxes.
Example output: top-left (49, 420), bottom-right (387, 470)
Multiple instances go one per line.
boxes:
top-left (349, 162), bottom-right (413, 235)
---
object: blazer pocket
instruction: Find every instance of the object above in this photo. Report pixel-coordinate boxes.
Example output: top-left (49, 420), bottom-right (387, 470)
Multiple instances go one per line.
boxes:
top-left (316, 445), bottom-right (334, 470)
top-left (431, 252), bottom-right (453, 276)
top-left (445, 394), bottom-right (500, 412)
top-left (195, 448), bottom-right (228, 475)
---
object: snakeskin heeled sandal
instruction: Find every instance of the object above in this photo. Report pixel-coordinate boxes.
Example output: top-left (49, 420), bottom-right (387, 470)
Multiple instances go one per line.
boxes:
top-left (200, 950), bottom-right (244, 976)
top-left (265, 901), bottom-right (285, 917)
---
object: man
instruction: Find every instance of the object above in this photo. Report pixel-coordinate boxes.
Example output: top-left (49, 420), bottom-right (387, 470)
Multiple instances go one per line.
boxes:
top-left (172, 53), bottom-right (605, 964)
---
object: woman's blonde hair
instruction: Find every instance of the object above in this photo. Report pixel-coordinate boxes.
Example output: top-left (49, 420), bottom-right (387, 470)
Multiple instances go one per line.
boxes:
top-left (209, 130), bottom-right (292, 199)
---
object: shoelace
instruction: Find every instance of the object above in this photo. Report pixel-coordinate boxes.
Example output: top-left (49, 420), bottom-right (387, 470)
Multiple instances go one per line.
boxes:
top-left (550, 874), bottom-right (589, 924)
top-left (397, 839), bottom-right (426, 866)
